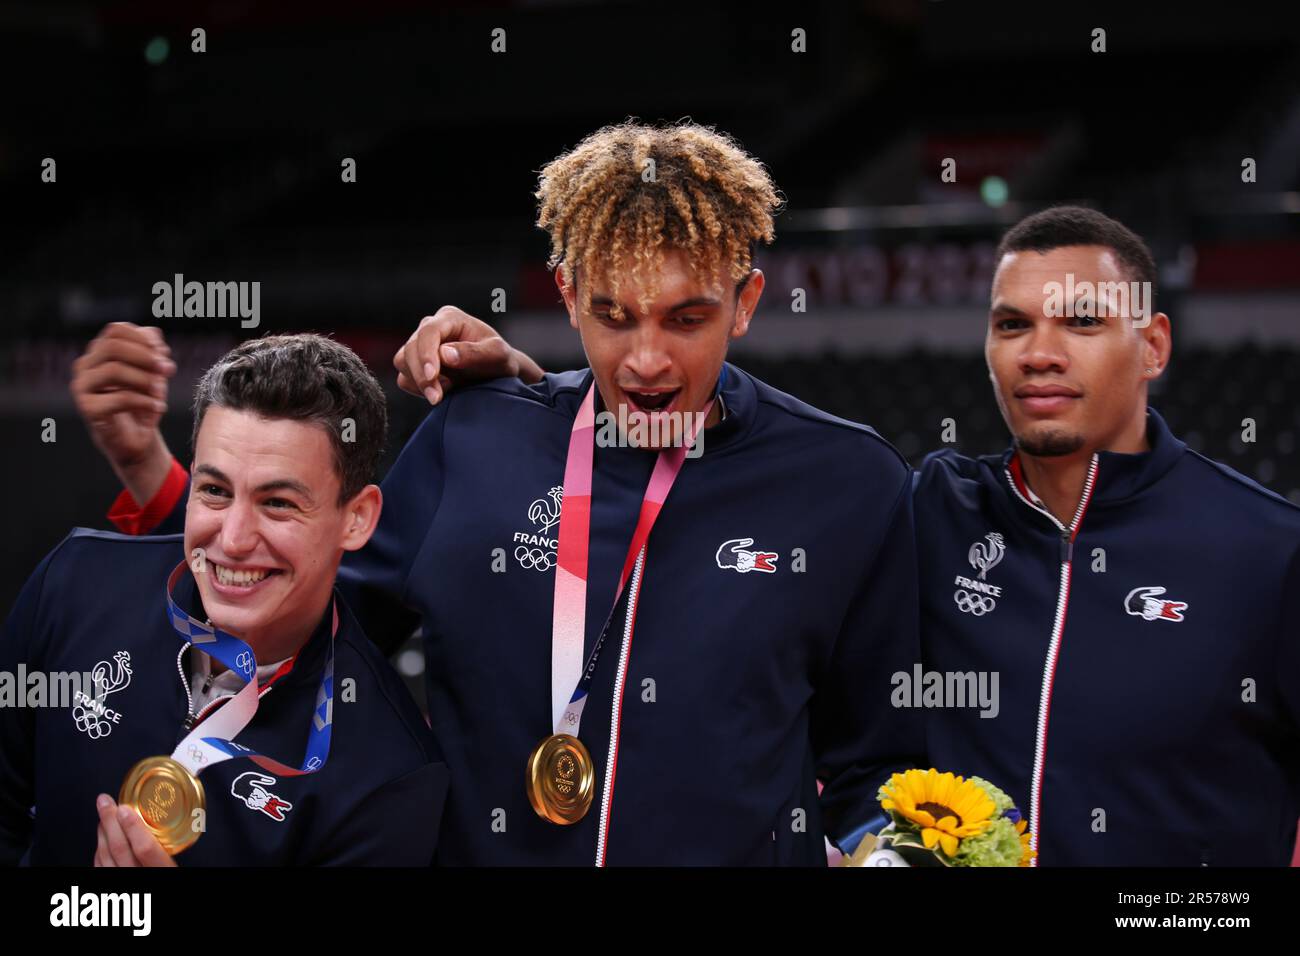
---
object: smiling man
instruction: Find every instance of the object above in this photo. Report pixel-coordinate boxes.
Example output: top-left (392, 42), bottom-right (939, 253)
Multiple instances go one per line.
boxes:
top-left (0, 334), bottom-right (447, 865)
top-left (183, 404), bottom-right (370, 666)
top-left (914, 206), bottom-right (1300, 865)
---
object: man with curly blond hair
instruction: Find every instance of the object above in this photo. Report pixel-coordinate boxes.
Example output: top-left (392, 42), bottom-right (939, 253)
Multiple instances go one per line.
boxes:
top-left (79, 121), bottom-right (923, 865)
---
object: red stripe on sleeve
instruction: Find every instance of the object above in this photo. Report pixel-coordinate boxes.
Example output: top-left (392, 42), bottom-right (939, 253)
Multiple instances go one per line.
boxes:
top-left (106, 457), bottom-right (188, 535)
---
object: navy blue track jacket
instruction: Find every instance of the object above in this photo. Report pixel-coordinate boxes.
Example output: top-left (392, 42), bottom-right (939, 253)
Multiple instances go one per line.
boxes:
top-left (916, 409), bottom-right (1300, 865)
top-left (341, 365), bottom-right (924, 864)
top-left (0, 530), bottom-right (449, 865)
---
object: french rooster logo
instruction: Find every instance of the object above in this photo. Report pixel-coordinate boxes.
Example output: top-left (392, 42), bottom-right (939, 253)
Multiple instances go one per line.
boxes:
top-left (72, 650), bottom-right (133, 739)
top-left (968, 532), bottom-right (1005, 581)
top-left (92, 650), bottom-right (133, 698)
top-left (528, 486), bottom-right (564, 534)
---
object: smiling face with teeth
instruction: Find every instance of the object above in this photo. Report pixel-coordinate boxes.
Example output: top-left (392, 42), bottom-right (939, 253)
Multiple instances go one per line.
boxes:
top-left (559, 248), bottom-right (766, 449)
top-left (184, 406), bottom-right (381, 664)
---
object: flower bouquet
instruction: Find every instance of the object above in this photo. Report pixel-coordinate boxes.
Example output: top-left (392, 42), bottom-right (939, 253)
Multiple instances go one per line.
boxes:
top-left (842, 768), bottom-right (1035, 867)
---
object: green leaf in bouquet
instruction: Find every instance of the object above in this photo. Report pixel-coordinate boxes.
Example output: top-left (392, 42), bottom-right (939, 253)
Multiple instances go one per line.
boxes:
top-left (951, 815), bottom-right (1024, 867)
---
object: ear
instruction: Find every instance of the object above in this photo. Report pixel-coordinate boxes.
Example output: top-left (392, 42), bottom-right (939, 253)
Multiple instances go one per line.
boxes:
top-left (555, 267), bottom-right (579, 331)
top-left (1140, 312), bottom-right (1172, 381)
top-left (731, 269), bottom-right (765, 340)
top-left (339, 484), bottom-right (383, 552)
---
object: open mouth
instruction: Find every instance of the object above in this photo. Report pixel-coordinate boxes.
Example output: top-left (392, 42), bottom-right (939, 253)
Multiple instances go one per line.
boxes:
top-left (210, 561), bottom-right (283, 592)
top-left (623, 388), bottom-right (680, 413)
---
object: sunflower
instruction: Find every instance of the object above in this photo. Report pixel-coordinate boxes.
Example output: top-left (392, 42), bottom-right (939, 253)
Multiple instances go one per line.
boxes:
top-left (1014, 818), bottom-right (1037, 866)
top-left (879, 769), bottom-right (998, 858)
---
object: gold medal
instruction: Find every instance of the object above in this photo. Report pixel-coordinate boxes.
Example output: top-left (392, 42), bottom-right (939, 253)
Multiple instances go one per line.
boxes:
top-left (526, 733), bottom-right (595, 825)
top-left (119, 755), bottom-right (206, 855)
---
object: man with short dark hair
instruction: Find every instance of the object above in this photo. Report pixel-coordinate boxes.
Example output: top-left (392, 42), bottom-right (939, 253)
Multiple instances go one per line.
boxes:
top-left (914, 205), bottom-right (1300, 865)
top-left (1, 334), bottom-right (447, 865)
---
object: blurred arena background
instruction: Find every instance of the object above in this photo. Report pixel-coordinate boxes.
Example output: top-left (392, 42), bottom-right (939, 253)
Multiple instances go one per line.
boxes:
top-left (2, 0), bottom-right (1299, 728)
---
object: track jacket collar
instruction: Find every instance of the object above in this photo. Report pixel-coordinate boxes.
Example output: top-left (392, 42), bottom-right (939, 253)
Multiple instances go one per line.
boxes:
top-left (983, 407), bottom-right (1187, 523)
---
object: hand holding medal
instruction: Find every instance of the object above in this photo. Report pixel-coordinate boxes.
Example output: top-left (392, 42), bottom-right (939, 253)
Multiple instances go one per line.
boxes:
top-left (94, 791), bottom-right (182, 866)
top-left (116, 755), bottom-right (206, 855)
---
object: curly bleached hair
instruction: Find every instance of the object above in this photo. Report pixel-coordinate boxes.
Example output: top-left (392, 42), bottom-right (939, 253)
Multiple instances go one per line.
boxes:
top-left (535, 120), bottom-right (783, 317)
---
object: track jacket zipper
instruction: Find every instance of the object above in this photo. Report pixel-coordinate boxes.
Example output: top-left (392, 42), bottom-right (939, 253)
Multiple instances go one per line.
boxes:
top-left (1002, 455), bottom-right (1099, 866)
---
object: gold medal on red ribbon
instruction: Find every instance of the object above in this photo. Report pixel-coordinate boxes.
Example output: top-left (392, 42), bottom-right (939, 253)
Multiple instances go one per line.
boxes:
top-left (119, 755), bottom-right (206, 855)
top-left (526, 733), bottom-right (595, 825)
top-left (531, 385), bottom-right (709, 833)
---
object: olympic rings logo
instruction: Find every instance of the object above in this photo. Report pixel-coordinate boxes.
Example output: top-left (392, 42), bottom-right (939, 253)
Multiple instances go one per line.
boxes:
top-left (189, 745), bottom-right (207, 764)
top-left (953, 589), bottom-right (997, 616)
top-left (236, 651), bottom-right (254, 675)
top-left (515, 546), bottom-right (557, 572)
top-left (72, 705), bottom-right (112, 739)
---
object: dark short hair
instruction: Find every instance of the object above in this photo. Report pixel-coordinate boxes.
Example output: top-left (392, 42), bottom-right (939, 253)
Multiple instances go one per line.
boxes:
top-left (191, 334), bottom-right (387, 504)
top-left (995, 205), bottom-right (1157, 306)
